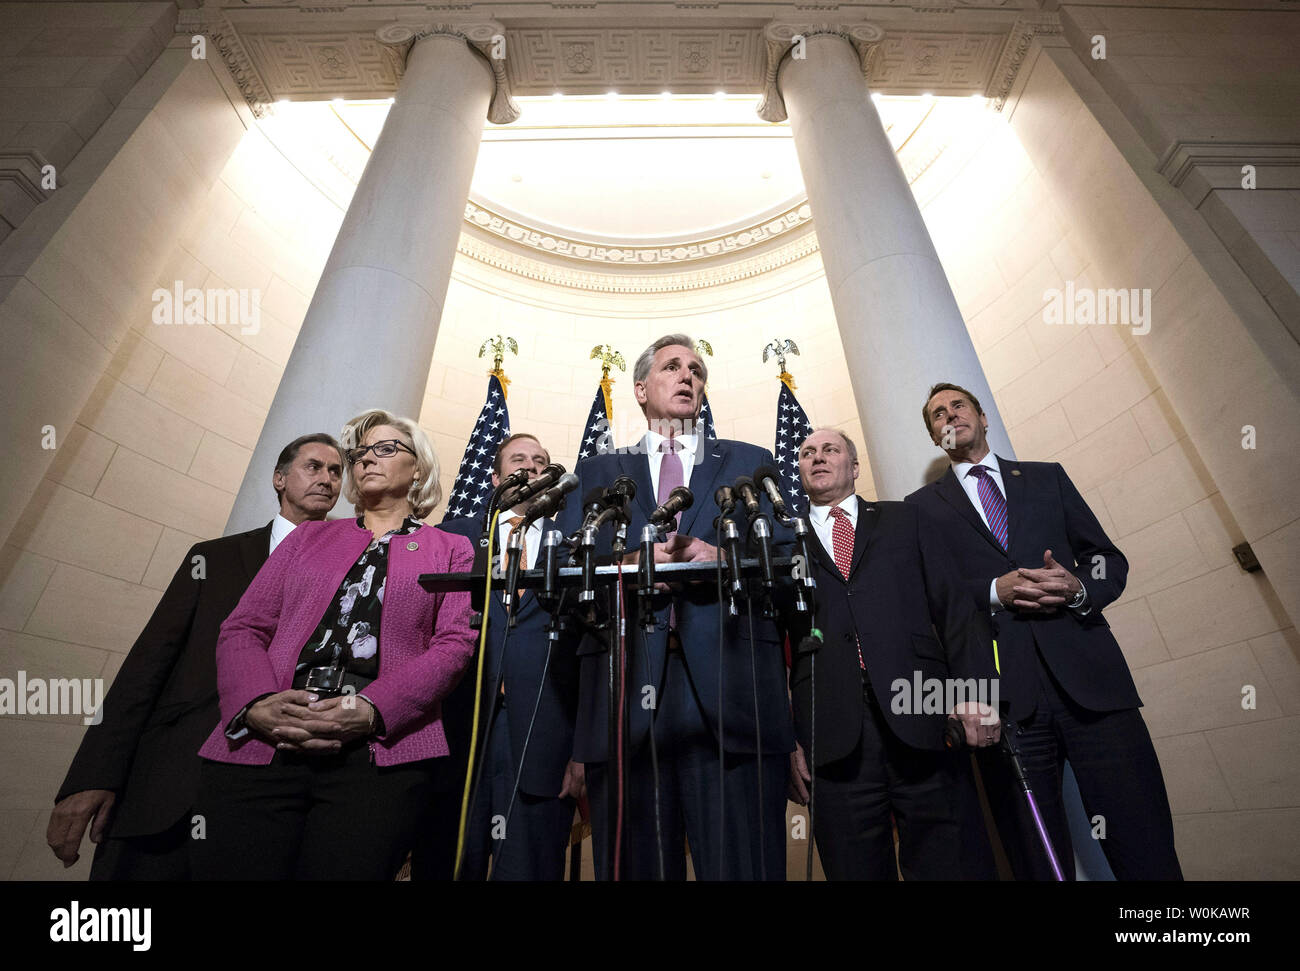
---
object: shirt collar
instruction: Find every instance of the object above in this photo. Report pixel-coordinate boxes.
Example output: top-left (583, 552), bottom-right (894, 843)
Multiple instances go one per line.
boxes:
top-left (645, 428), bottom-right (698, 459)
top-left (808, 494), bottom-right (858, 525)
top-left (501, 506), bottom-right (542, 526)
top-left (269, 514), bottom-right (298, 553)
top-left (953, 451), bottom-right (1002, 481)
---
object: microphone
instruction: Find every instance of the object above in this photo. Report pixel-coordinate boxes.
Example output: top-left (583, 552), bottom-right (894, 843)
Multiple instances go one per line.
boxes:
top-left (753, 465), bottom-right (792, 523)
top-left (650, 486), bottom-right (693, 529)
top-left (520, 472), bottom-right (579, 528)
top-left (504, 463), bottom-right (566, 507)
top-left (580, 487), bottom-right (610, 527)
top-left (733, 476), bottom-right (762, 518)
top-left (719, 517), bottom-right (744, 603)
top-left (590, 475), bottom-right (638, 532)
top-left (540, 528), bottom-right (563, 606)
top-left (714, 484), bottom-right (736, 517)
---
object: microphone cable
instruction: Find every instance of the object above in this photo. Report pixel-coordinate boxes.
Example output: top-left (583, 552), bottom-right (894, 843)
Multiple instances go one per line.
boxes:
top-left (454, 508), bottom-right (501, 880)
top-left (612, 542), bottom-right (629, 880)
top-left (638, 621), bottom-right (667, 880)
top-left (714, 515), bottom-right (728, 880)
top-left (743, 581), bottom-right (766, 881)
top-left (495, 586), bottom-right (572, 875)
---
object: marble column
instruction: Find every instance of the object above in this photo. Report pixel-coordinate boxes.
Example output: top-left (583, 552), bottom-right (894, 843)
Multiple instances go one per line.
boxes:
top-left (763, 24), bottom-right (1015, 498)
top-left (226, 24), bottom-right (515, 534)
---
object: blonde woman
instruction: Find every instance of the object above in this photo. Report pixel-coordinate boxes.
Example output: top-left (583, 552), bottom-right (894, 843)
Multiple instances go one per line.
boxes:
top-left (194, 409), bottom-right (476, 880)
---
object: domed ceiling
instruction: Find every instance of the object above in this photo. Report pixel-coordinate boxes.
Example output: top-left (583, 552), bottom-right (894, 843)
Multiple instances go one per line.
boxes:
top-left (261, 92), bottom-right (992, 290)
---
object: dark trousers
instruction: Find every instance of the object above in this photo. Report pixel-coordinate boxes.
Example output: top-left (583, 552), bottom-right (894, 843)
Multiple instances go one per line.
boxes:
top-left (979, 652), bottom-right (1182, 881)
top-left (192, 743), bottom-right (441, 880)
top-left (89, 815), bottom-right (192, 881)
top-left (586, 650), bottom-right (788, 881)
top-left (811, 683), bottom-right (995, 881)
top-left (461, 700), bottom-right (575, 881)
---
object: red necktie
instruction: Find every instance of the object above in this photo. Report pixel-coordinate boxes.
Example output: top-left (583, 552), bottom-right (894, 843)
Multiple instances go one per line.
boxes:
top-left (828, 506), bottom-right (865, 671)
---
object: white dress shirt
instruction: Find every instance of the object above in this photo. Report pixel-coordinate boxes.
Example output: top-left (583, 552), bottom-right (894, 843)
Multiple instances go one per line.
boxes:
top-left (808, 494), bottom-right (858, 562)
top-left (498, 507), bottom-right (542, 571)
top-left (269, 513), bottom-right (298, 554)
top-left (644, 430), bottom-right (698, 497)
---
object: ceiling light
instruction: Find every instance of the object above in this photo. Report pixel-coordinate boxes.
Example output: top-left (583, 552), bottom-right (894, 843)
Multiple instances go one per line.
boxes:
top-left (714, 90), bottom-right (725, 99)
top-left (661, 90), bottom-right (672, 99)
top-left (606, 90), bottom-right (618, 100)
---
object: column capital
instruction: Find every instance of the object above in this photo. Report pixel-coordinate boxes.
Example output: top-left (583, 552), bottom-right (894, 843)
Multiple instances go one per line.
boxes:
top-left (757, 21), bottom-right (884, 123)
top-left (377, 21), bottom-right (520, 124)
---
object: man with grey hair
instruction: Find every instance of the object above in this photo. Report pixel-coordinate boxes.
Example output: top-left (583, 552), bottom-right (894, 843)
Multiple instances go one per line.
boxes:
top-left (558, 334), bottom-right (794, 881)
top-left (48, 434), bottom-right (343, 879)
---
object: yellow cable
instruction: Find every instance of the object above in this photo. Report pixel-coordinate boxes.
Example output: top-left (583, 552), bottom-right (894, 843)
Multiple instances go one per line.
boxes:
top-left (993, 638), bottom-right (1000, 676)
top-left (453, 509), bottom-right (500, 880)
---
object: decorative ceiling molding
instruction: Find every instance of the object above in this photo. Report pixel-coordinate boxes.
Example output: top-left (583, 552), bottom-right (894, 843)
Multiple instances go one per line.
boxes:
top-left (463, 199), bottom-right (815, 267)
top-left (181, 12), bottom-right (1042, 116)
top-left (505, 27), bottom-right (767, 95)
top-left (456, 223), bottom-right (823, 294)
top-left (1157, 139), bottom-right (1300, 206)
top-left (984, 14), bottom-right (1062, 111)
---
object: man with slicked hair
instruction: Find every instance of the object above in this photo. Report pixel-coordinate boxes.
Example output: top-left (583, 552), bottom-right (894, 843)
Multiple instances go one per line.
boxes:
top-left (48, 434), bottom-right (343, 879)
top-left (906, 382), bottom-right (1180, 880)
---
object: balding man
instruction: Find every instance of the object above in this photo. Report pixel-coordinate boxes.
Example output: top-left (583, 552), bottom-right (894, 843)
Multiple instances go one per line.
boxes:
top-left (784, 428), bottom-right (998, 879)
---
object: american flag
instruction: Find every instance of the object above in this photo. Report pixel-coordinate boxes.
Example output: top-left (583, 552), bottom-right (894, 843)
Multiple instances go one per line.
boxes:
top-left (577, 385), bottom-right (615, 461)
top-left (774, 381), bottom-right (816, 515)
top-left (441, 375), bottom-right (511, 521)
top-left (699, 393), bottom-right (718, 442)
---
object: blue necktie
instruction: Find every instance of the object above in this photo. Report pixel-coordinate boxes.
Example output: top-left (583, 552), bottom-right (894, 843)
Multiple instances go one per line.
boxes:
top-left (967, 465), bottom-right (1008, 550)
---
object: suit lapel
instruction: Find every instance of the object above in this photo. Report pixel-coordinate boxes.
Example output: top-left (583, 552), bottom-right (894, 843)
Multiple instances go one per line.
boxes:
top-left (808, 526), bottom-right (842, 584)
top-left (626, 441), bottom-right (657, 525)
top-left (934, 466), bottom-right (1006, 556)
top-left (677, 439), bottom-right (725, 539)
top-left (997, 455), bottom-right (1025, 553)
top-left (238, 522), bottom-right (273, 582)
top-left (848, 498), bottom-right (877, 579)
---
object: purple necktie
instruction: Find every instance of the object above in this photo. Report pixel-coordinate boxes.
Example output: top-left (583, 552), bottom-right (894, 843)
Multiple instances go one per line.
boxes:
top-left (967, 465), bottom-right (1008, 550)
top-left (657, 438), bottom-right (684, 526)
top-left (658, 439), bottom-right (684, 628)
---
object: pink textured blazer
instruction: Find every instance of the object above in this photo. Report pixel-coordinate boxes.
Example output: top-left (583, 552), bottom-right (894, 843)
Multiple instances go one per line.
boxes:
top-left (198, 517), bottom-right (476, 767)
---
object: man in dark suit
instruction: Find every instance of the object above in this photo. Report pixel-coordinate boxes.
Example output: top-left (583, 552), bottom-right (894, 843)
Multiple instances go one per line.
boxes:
top-left (46, 433), bottom-right (344, 879)
top-left (439, 432), bottom-right (581, 880)
top-left (556, 334), bottom-right (793, 881)
top-left (784, 428), bottom-right (1000, 880)
top-left (906, 381), bottom-right (1181, 880)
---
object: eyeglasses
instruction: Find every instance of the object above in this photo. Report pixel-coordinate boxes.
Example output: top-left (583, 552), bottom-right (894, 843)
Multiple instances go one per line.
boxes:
top-left (346, 439), bottom-right (416, 464)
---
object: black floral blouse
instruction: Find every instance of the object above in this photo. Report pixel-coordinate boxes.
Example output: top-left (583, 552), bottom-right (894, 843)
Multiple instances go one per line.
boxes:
top-left (291, 516), bottom-right (423, 695)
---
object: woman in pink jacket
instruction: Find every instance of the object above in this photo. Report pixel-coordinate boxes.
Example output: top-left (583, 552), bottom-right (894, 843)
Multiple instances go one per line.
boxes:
top-left (193, 409), bottom-right (477, 880)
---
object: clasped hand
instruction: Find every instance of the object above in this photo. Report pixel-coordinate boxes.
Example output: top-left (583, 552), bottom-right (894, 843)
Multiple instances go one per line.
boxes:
top-left (996, 548), bottom-right (1082, 613)
top-left (245, 689), bottom-right (374, 754)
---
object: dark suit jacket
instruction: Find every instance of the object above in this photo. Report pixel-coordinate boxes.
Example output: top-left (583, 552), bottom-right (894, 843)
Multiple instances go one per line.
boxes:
top-left (784, 498), bottom-right (996, 762)
top-left (439, 516), bottom-right (578, 798)
top-left (555, 437), bottom-right (796, 763)
top-left (55, 523), bottom-right (273, 837)
top-left (905, 458), bottom-right (1140, 721)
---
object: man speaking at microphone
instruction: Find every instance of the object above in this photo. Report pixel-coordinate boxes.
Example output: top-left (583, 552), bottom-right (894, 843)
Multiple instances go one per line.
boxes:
top-left (557, 334), bottom-right (794, 881)
top-left (437, 433), bottom-right (582, 880)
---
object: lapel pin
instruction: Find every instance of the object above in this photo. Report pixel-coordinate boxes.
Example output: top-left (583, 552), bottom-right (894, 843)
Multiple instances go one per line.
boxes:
top-left (1011, 470), bottom-right (1021, 476)
top-left (406, 541), bottom-right (419, 551)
